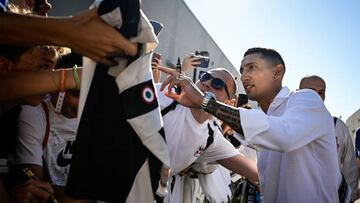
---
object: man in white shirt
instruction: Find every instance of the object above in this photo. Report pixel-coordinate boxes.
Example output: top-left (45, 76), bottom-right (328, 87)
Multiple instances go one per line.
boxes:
top-left (13, 52), bottom-right (81, 202)
top-left (299, 75), bottom-right (358, 201)
top-left (157, 68), bottom-right (258, 203)
top-left (158, 47), bottom-right (344, 202)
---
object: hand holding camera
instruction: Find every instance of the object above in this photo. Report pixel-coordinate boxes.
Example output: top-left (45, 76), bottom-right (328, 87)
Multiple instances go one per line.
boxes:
top-left (182, 51), bottom-right (210, 72)
top-left (181, 54), bottom-right (201, 72)
top-left (190, 51), bottom-right (210, 68)
top-left (152, 52), bottom-right (162, 83)
top-left (151, 52), bottom-right (162, 68)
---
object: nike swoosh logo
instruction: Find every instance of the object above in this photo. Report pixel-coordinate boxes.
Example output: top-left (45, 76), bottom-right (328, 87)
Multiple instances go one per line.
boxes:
top-left (56, 150), bottom-right (72, 167)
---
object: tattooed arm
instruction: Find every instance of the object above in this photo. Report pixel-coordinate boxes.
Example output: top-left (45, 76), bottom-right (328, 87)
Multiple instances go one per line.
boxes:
top-left (204, 97), bottom-right (244, 134)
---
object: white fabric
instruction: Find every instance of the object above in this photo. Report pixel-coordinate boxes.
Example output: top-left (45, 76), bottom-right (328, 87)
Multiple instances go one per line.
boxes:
top-left (15, 100), bottom-right (77, 186)
top-left (157, 84), bottom-right (239, 175)
top-left (76, 3), bottom-right (170, 201)
top-left (239, 87), bottom-right (341, 203)
top-left (118, 53), bottom-right (169, 167)
top-left (77, 57), bottom-right (96, 128)
top-left (238, 145), bottom-right (257, 162)
top-left (157, 84), bottom-right (239, 203)
top-left (167, 175), bottom-right (205, 203)
top-left (125, 159), bottom-right (154, 203)
top-left (115, 52), bottom-right (153, 93)
top-left (198, 166), bottom-right (232, 202)
top-left (334, 117), bottom-right (359, 199)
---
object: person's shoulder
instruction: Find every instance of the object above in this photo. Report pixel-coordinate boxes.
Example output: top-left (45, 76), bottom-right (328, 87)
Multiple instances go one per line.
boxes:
top-left (20, 103), bottom-right (46, 120)
top-left (333, 116), bottom-right (347, 126)
top-left (293, 88), bottom-right (318, 97)
top-left (21, 103), bottom-right (44, 113)
top-left (291, 88), bottom-right (323, 103)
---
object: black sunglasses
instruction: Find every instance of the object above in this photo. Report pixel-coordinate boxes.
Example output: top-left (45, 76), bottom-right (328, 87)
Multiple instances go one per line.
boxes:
top-left (199, 71), bottom-right (230, 99)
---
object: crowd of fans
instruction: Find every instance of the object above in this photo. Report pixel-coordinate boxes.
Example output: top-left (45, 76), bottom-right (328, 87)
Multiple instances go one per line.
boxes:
top-left (1, 0), bottom-right (360, 203)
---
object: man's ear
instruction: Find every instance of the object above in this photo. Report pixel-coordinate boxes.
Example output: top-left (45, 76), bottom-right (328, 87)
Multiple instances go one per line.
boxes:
top-left (273, 64), bottom-right (284, 80)
top-left (0, 56), bottom-right (14, 74)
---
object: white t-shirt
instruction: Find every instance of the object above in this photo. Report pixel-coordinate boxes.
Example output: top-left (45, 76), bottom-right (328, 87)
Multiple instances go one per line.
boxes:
top-left (156, 84), bottom-right (239, 203)
top-left (15, 100), bottom-right (77, 186)
top-left (156, 84), bottom-right (239, 175)
top-left (239, 87), bottom-right (341, 202)
top-left (197, 165), bottom-right (232, 202)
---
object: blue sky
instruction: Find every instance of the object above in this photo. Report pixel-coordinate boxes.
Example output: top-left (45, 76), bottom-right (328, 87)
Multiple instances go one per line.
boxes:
top-left (184, 0), bottom-right (360, 121)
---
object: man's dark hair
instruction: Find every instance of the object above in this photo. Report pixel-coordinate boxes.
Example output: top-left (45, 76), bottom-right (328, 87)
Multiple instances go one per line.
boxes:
top-left (244, 47), bottom-right (286, 73)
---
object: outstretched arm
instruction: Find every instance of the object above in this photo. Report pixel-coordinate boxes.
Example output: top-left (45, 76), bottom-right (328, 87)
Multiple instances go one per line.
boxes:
top-left (204, 98), bottom-right (243, 134)
top-left (217, 154), bottom-right (258, 184)
top-left (157, 66), bottom-right (244, 133)
top-left (0, 68), bottom-right (80, 102)
top-left (0, 9), bottom-right (137, 65)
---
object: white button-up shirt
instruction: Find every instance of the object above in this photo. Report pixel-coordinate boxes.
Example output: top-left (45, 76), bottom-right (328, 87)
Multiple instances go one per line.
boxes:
top-left (239, 87), bottom-right (340, 203)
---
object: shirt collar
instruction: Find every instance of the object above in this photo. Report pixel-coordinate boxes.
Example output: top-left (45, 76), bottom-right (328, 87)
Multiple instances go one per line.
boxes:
top-left (269, 86), bottom-right (291, 110)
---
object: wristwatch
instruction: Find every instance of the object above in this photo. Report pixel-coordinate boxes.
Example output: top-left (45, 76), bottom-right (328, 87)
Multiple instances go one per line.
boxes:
top-left (201, 91), bottom-right (216, 109)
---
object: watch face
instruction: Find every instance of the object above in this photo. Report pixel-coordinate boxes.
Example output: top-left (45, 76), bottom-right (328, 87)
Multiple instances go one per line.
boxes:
top-left (201, 92), bottom-right (215, 109)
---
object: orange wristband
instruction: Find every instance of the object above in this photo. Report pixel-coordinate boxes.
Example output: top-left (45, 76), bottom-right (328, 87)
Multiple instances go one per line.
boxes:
top-left (59, 69), bottom-right (66, 92)
top-left (55, 69), bottom-right (66, 114)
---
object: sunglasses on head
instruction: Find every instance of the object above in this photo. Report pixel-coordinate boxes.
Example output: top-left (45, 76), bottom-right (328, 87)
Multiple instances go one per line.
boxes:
top-left (199, 71), bottom-right (231, 99)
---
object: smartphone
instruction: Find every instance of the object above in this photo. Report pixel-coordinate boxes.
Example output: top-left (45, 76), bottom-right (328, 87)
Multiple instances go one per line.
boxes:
top-left (236, 93), bottom-right (248, 107)
top-left (152, 52), bottom-right (162, 62)
top-left (150, 20), bottom-right (163, 36)
top-left (192, 55), bottom-right (210, 68)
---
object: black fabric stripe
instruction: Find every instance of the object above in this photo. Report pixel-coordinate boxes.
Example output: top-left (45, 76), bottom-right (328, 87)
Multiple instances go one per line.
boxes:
top-left (159, 127), bottom-right (166, 141)
top-left (148, 151), bottom-right (164, 202)
top-left (121, 79), bottom-right (159, 119)
top-left (66, 65), bottom-right (153, 201)
top-left (213, 120), bottom-right (224, 134)
top-left (228, 135), bottom-right (241, 148)
top-left (171, 176), bottom-right (176, 193)
top-left (338, 174), bottom-right (348, 203)
top-left (161, 100), bottom-right (178, 116)
top-left (205, 123), bottom-right (214, 150)
top-left (97, 0), bottom-right (139, 39)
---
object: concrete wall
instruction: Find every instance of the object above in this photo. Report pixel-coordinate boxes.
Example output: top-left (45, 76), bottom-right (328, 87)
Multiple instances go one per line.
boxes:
top-left (48, 0), bottom-right (92, 16)
top-left (141, 0), bottom-right (241, 87)
top-left (48, 0), bottom-right (244, 93)
top-left (346, 109), bottom-right (360, 140)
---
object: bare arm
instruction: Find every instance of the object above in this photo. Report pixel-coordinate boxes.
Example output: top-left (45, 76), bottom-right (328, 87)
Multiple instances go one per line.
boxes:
top-left (0, 9), bottom-right (137, 65)
top-left (157, 67), bottom-right (244, 133)
top-left (0, 69), bottom-right (77, 102)
top-left (217, 154), bottom-right (258, 183)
